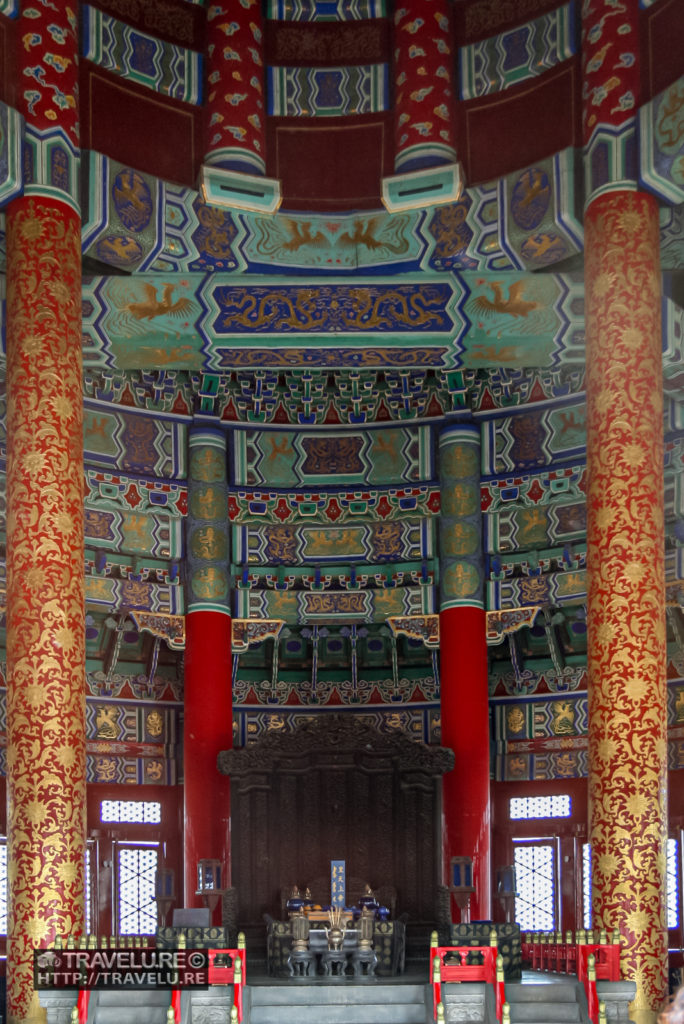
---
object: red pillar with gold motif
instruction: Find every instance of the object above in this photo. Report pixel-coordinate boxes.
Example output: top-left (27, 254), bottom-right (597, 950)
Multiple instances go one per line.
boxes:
top-left (5, 2), bottom-right (85, 1020)
top-left (439, 425), bottom-right (491, 921)
top-left (583, 4), bottom-right (667, 1022)
top-left (204, 1), bottom-right (266, 175)
top-left (184, 429), bottom-right (233, 908)
top-left (393, 0), bottom-right (457, 173)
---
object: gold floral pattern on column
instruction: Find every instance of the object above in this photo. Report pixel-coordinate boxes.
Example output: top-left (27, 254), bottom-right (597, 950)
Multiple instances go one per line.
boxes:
top-left (6, 197), bottom-right (85, 1023)
top-left (585, 190), bottom-right (666, 1020)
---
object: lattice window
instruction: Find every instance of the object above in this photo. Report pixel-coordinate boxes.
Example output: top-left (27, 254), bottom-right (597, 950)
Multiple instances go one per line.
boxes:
top-left (513, 842), bottom-right (556, 930)
top-left (582, 842), bottom-right (592, 930)
top-left (101, 800), bottom-right (161, 824)
top-left (668, 837), bottom-right (679, 930)
top-left (117, 844), bottom-right (159, 935)
top-left (0, 839), bottom-right (6, 934)
top-left (510, 795), bottom-right (571, 820)
top-left (85, 842), bottom-right (93, 935)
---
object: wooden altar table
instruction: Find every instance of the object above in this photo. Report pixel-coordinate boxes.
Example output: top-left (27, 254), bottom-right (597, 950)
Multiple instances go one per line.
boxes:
top-left (266, 918), bottom-right (405, 977)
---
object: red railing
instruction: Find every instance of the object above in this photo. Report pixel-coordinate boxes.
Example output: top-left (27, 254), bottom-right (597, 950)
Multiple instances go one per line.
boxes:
top-left (171, 943), bottom-right (245, 1023)
top-left (522, 931), bottom-right (619, 981)
top-left (76, 989), bottom-right (89, 1024)
top-left (521, 930), bottom-right (620, 1024)
top-left (431, 944), bottom-right (504, 1021)
top-left (584, 954), bottom-right (599, 1024)
top-left (576, 943), bottom-right (619, 983)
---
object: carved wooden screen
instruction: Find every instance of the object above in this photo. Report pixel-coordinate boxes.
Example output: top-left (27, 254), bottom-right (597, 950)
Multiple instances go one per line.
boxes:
top-left (218, 715), bottom-right (454, 926)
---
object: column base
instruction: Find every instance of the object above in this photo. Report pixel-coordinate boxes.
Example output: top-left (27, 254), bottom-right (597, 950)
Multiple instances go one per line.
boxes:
top-left (630, 1008), bottom-right (658, 1024)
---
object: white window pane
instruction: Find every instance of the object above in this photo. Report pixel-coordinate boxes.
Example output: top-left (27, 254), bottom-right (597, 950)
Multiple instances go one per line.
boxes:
top-left (514, 844), bottom-right (556, 931)
top-left (0, 841), bottom-right (6, 934)
top-left (582, 842), bottom-right (592, 930)
top-left (85, 843), bottom-right (92, 935)
top-left (118, 846), bottom-right (159, 935)
top-left (510, 795), bottom-right (571, 820)
top-left (101, 800), bottom-right (161, 824)
top-left (668, 837), bottom-right (679, 930)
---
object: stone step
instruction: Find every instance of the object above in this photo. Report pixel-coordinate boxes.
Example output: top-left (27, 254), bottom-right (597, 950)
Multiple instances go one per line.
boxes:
top-left (505, 983), bottom-right (580, 1003)
top-left (247, 981), bottom-right (430, 1024)
top-left (92, 1006), bottom-right (169, 1024)
top-left (507, 1005), bottom-right (581, 1024)
top-left (503, 982), bottom-right (583, 1024)
top-left (89, 988), bottom-right (172, 1024)
top-left (189, 989), bottom-right (235, 1023)
top-left (442, 988), bottom-right (485, 1002)
top-left (250, 982), bottom-right (428, 1005)
top-left (94, 989), bottom-right (172, 1005)
top-left (441, 987), bottom-right (487, 1023)
top-left (249, 1003), bottom-right (427, 1024)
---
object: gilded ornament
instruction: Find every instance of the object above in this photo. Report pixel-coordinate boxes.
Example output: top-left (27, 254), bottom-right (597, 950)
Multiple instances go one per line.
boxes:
top-left (441, 522), bottom-right (479, 557)
top-left (146, 711), bottom-right (164, 737)
top-left (372, 522), bottom-right (403, 560)
top-left (95, 706), bottom-right (119, 739)
top-left (555, 572), bottom-right (585, 597)
top-left (190, 445), bottom-right (226, 483)
top-left (372, 588), bottom-right (405, 616)
top-left (190, 524), bottom-right (228, 561)
top-left (506, 706), bottom-right (524, 734)
top-left (551, 701), bottom-right (576, 735)
top-left (443, 562), bottom-right (480, 598)
top-left (95, 757), bottom-right (117, 782)
top-left (145, 760), bottom-right (164, 781)
top-left (191, 566), bottom-right (229, 602)
top-left (264, 525), bottom-right (298, 563)
top-left (440, 442), bottom-right (479, 478)
top-left (441, 482), bottom-right (478, 517)
top-left (516, 507), bottom-right (549, 546)
top-left (518, 577), bottom-right (550, 604)
top-left (189, 485), bottom-right (225, 521)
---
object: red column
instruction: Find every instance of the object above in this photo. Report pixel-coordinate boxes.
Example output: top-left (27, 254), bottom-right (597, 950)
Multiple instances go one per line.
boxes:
top-left (5, 3), bottom-right (84, 1020)
top-left (7, 193), bottom-right (85, 1024)
top-left (440, 606), bottom-right (491, 921)
top-left (585, 190), bottom-right (666, 1024)
top-left (582, 4), bottom-right (667, 1021)
top-left (439, 425), bottom-right (491, 921)
top-left (393, 0), bottom-right (457, 172)
top-left (184, 610), bottom-right (233, 904)
top-left (204, 3), bottom-right (266, 174)
top-left (183, 428), bottom-right (233, 905)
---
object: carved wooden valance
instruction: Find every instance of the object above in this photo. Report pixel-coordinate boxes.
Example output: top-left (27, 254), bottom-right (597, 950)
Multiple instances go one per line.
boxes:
top-left (218, 713), bottom-right (454, 778)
